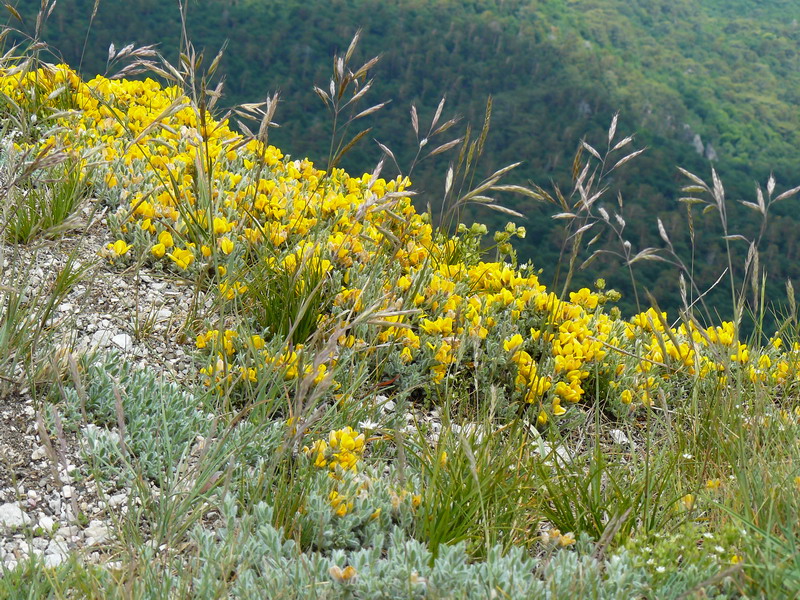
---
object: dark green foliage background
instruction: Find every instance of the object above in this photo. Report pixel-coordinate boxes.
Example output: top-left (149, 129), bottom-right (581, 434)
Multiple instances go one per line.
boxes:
top-left (10, 0), bottom-right (800, 329)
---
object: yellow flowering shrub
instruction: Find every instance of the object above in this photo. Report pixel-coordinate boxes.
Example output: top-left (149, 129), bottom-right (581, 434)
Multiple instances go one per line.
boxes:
top-left (6, 62), bottom-right (800, 426)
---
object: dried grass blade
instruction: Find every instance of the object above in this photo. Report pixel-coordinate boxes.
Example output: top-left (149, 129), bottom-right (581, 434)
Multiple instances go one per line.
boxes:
top-left (426, 137), bottom-right (463, 159)
top-left (353, 55), bottom-right (380, 79)
top-left (677, 168), bottom-right (709, 190)
top-left (582, 140), bottom-right (602, 161)
top-left (350, 101), bottom-right (387, 122)
top-left (432, 116), bottom-right (460, 137)
top-left (376, 141), bottom-right (396, 163)
top-left (431, 97), bottom-right (446, 130)
top-left (610, 148), bottom-right (646, 171)
top-left (483, 203), bottom-right (524, 218)
top-left (608, 112), bottom-right (619, 144)
top-left (345, 30), bottom-right (361, 62)
top-left (490, 185), bottom-right (543, 200)
top-left (774, 184), bottom-right (800, 203)
top-left (657, 218), bottom-right (671, 246)
top-left (611, 135), bottom-right (634, 152)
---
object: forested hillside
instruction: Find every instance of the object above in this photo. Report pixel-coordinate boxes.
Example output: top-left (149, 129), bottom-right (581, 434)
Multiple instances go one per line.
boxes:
top-left (9, 0), bottom-right (800, 328)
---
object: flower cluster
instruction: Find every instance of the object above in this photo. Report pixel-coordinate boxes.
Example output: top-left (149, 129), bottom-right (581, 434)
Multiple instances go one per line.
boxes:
top-left (303, 426), bottom-right (366, 472)
top-left (5, 62), bottom-right (800, 426)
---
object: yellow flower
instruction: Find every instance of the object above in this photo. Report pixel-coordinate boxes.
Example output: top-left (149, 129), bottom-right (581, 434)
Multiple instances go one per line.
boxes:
top-left (329, 489), bottom-right (353, 516)
top-left (524, 375), bottom-right (551, 402)
top-left (304, 440), bottom-right (328, 468)
top-left (400, 346), bottom-right (414, 364)
top-left (107, 239), bottom-right (131, 257)
top-left (213, 216), bottom-right (232, 235)
top-left (559, 531), bottom-right (576, 547)
top-left (219, 236), bottom-right (235, 255)
top-left (167, 247), bottom-right (195, 270)
top-left (150, 243), bottom-right (166, 258)
top-left (555, 380), bottom-right (583, 403)
top-left (329, 565), bottom-right (357, 583)
top-left (569, 287), bottom-right (598, 310)
top-left (158, 230), bottom-right (174, 248)
top-left (503, 334), bottom-right (524, 353)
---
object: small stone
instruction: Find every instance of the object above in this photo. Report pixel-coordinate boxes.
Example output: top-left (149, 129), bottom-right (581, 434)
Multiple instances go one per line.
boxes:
top-left (32, 538), bottom-right (49, 551)
top-left (0, 504), bottom-right (31, 528)
top-left (38, 516), bottom-right (56, 532)
top-left (610, 429), bottom-right (632, 447)
top-left (31, 446), bottom-right (47, 461)
top-left (62, 486), bottom-right (73, 499)
top-left (84, 521), bottom-right (109, 546)
top-left (108, 493), bottom-right (127, 508)
top-left (46, 539), bottom-right (68, 556)
top-left (89, 329), bottom-right (113, 348)
top-left (43, 553), bottom-right (65, 568)
top-left (111, 333), bottom-right (133, 351)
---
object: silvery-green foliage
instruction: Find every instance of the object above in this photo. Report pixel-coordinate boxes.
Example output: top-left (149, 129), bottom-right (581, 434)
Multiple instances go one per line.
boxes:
top-left (179, 495), bottom-right (665, 599)
top-left (56, 354), bottom-right (212, 480)
top-left (542, 546), bottom-right (650, 599)
top-left (295, 467), bottom-right (418, 552)
top-left (186, 496), bottom-right (546, 599)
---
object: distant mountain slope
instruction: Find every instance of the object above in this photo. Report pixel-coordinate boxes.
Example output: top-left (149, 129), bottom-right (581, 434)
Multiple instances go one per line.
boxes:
top-left (9, 0), bottom-right (800, 326)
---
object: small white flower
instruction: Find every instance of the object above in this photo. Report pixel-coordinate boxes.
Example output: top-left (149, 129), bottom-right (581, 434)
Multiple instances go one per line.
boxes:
top-left (703, 532), bottom-right (714, 539)
top-left (715, 545), bottom-right (726, 554)
top-left (358, 419), bottom-right (379, 432)
top-left (656, 566), bottom-right (666, 573)
top-left (682, 453), bottom-right (693, 459)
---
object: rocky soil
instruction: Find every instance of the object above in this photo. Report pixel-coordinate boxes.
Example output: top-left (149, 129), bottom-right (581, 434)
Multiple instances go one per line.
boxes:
top-left (0, 200), bottom-right (199, 571)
